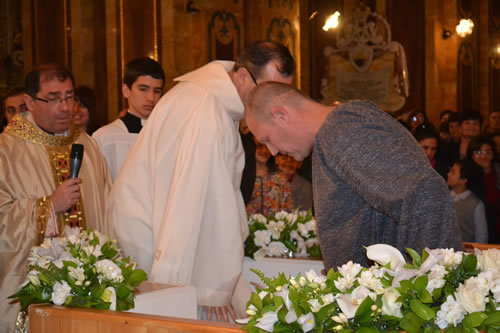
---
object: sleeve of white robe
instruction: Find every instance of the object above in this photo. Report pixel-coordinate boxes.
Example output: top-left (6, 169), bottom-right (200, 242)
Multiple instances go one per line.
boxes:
top-left (109, 83), bottom-right (247, 307)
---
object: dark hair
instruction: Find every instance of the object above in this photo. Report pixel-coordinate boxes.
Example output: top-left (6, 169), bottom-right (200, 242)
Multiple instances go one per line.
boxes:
top-left (75, 85), bottom-right (99, 134)
top-left (459, 109), bottom-right (483, 125)
top-left (234, 40), bottom-right (295, 80)
top-left (440, 109), bottom-right (453, 120)
top-left (414, 127), bottom-right (438, 143)
top-left (25, 64), bottom-right (74, 97)
top-left (447, 112), bottom-right (460, 125)
top-left (466, 136), bottom-right (497, 162)
top-left (123, 57), bottom-right (165, 88)
top-left (455, 158), bottom-right (484, 196)
top-left (2, 87), bottom-right (25, 112)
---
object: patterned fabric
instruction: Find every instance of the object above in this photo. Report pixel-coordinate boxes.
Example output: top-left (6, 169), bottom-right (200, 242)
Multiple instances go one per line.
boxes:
top-left (246, 171), bottom-right (293, 216)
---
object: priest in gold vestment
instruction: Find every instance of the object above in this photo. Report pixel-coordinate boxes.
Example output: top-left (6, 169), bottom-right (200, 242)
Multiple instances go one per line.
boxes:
top-left (0, 64), bottom-right (111, 332)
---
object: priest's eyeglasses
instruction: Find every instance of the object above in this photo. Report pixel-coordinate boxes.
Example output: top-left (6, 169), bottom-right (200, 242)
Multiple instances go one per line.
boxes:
top-left (242, 67), bottom-right (258, 85)
top-left (31, 94), bottom-right (76, 107)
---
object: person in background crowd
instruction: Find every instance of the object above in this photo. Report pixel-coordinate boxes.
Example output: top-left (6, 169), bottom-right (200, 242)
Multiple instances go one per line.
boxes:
top-left (246, 140), bottom-right (293, 216)
top-left (1, 87), bottom-right (26, 132)
top-left (92, 57), bottom-right (165, 180)
top-left (407, 109), bottom-right (429, 134)
top-left (108, 41), bottom-right (295, 321)
top-left (245, 82), bottom-right (463, 270)
top-left (414, 127), bottom-right (448, 179)
top-left (491, 131), bottom-right (500, 157)
top-left (467, 136), bottom-right (500, 243)
top-left (275, 153), bottom-right (313, 211)
top-left (485, 109), bottom-right (500, 135)
top-left (447, 112), bottom-right (462, 143)
top-left (439, 109), bottom-right (453, 141)
top-left (74, 85), bottom-right (99, 134)
top-left (447, 159), bottom-right (488, 243)
top-left (0, 64), bottom-right (111, 332)
top-left (440, 110), bottom-right (482, 168)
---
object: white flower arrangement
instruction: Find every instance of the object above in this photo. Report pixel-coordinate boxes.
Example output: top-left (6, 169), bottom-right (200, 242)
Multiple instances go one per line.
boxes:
top-left (238, 244), bottom-right (500, 332)
top-left (10, 226), bottom-right (147, 311)
top-left (245, 210), bottom-right (322, 260)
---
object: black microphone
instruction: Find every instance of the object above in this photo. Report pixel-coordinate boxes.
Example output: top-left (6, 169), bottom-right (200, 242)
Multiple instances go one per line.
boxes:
top-left (69, 144), bottom-right (84, 178)
top-left (67, 144), bottom-right (84, 214)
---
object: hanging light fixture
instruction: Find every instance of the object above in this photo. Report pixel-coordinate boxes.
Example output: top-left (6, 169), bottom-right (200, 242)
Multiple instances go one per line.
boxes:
top-left (323, 11), bottom-right (341, 31)
top-left (456, 19), bottom-right (474, 38)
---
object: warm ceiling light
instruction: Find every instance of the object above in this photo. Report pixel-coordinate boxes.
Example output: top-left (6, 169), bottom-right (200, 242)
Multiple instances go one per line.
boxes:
top-left (323, 11), bottom-right (341, 31)
top-left (456, 19), bottom-right (474, 38)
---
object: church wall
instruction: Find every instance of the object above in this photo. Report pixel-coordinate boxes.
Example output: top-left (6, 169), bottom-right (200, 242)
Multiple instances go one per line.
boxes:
top-left (5, 0), bottom-right (496, 128)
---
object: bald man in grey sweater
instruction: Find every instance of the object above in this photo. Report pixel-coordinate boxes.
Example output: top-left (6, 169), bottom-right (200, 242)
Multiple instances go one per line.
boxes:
top-left (245, 82), bottom-right (463, 270)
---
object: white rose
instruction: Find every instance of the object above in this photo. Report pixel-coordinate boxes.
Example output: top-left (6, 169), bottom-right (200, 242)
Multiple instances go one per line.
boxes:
top-left (381, 287), bottom-right (403, 318)
top-left (439, 249), bottom-right (463, 268)
top-left (52, 280), bottom-right (72, 305)
top-left (479, 249), bottom-right (500, 272)
top-left (267, 221), bottom-right (281, 240)
top-left (254, 230), bottom-right (272, 247)
top-left (95, 259), bottom-right (124, 283)
top-left (358, 270), bottom-right (384, 294)
top-left (267, 241), bottom-right (286, 257)
top-left (68, 266), bottom-right (86, 282)
top-left (305, 220), bottom-right (316, 232)
top-left (277, 220), bottom-right (286, 232)
top-left (455, 280), bottom-right (487, 314)
top-left (275, 211), bottom-right (288, 220)
top-left (435, 295), bottom-right (466, 329)
top-left (297, 223), bottom-right (310, 238)
top-left (254, 214), bottom-right (267, 224)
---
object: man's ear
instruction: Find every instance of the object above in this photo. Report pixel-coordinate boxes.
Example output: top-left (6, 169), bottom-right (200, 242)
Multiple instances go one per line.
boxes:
top-left (24, 93), bottom-right (34, 112)
top-left (122, 83), bottom-right (131, 99)
top-left (270, 105), bottom-right (289, 124)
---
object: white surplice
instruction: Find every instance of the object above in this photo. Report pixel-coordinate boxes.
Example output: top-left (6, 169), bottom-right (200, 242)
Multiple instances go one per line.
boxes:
top-left (92, 118), bottom-right (138, 181)
top-left (108, 61), bottom-right (249, 308)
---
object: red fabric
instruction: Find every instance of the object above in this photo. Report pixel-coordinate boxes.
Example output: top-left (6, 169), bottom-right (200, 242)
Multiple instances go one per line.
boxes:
top-left (484, 171), bottom-right (500, 205)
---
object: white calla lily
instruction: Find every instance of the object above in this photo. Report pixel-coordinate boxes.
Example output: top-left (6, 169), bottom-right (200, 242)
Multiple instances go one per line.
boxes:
top-left (366, 244), bottom-right (406, 270)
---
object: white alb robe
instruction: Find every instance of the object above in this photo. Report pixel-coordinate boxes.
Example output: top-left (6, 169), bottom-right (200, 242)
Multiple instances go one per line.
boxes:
top-left (107, 61), bottom-right (248, 308)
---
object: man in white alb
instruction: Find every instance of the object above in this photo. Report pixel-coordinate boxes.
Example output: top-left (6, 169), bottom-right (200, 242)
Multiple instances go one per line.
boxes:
top-left (92, 57), bottom-right (165, 180)
top-left (108, 41), bottom-right (295, 321)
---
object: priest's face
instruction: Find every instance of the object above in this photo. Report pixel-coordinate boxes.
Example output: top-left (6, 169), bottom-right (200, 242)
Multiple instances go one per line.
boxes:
top-left (26, 78), bottom-right (75, 134)
top-left (122, 75), bottom-right (163, 120)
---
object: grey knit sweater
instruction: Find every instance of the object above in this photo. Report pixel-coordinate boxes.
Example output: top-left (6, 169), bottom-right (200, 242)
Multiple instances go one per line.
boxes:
top-left (312, 100), bottom-right (464, 270)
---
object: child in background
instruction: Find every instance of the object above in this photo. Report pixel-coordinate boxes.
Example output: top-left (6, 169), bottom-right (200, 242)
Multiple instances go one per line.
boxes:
top-left (447, 159), bottom-right (488, 243)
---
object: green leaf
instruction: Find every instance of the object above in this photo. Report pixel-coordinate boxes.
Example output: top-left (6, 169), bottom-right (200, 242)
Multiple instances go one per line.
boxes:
top-left (417, 289), bottom-right (433, 303)
top-left (483, 311), bottom-right (500, 326)
top-left (250, 293), bottom-right (263, 311)
top-left (462, 312), bottom-right (488, 328)
top-left (116, 285), bottom-right (131, 298)
top-left (354, 296), bottom-right (375, 323)
top-left (406, 248), bottom-right (422, 266)
top-left (413, 275), bottom-right (428, 292)
top-left (409, 299), bottom-right (436, 321)
top-left (400, 312), bottom-right (424, 333)
top-left (463, 254), bottom-right (477, 273)
top-left (129, 269), bottom-right (147, 285)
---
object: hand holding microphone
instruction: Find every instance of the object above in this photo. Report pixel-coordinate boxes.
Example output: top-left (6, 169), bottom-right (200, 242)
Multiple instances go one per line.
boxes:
top-left (51, 144), bottom-right (84, 214)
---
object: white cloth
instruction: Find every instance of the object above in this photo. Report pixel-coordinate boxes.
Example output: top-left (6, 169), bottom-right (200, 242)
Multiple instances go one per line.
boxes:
top-left (107, 61), bottom-right (248, 307)
top-left (92, 118), bottom-right (137, 181)
top-left (451, 190), bottom-right (488, 243)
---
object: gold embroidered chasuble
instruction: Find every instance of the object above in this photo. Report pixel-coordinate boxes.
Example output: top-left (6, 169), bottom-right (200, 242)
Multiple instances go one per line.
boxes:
top-left (0, 114), bottom-right (111, 332)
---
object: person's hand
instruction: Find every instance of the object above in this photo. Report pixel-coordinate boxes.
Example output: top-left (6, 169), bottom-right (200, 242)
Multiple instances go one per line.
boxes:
top-left (206, 304), bottom-right (237, 322)
top-left (50, 178), bottom-right (82, 213)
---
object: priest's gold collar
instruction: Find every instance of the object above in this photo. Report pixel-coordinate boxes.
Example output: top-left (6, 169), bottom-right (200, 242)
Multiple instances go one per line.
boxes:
top-left (4, 113), bottom-right (80, 147)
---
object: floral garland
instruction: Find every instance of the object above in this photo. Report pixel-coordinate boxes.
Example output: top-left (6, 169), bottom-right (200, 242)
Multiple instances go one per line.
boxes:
top-left (238, 244), bottom-right (500, 332)
top-left (245, 210), bottom-right (322, 260)
top-left (10, 226), bottom-right (147, 312)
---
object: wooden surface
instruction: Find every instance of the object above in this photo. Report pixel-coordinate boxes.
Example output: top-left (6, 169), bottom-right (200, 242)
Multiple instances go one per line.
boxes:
top-left (464, 242), bottom-right (500, 252)
top-left (29, 304), bottom-right (243, 333)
